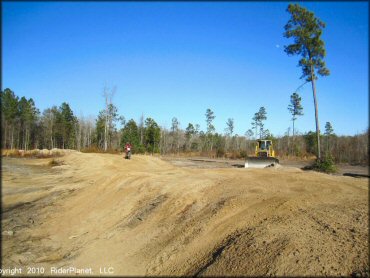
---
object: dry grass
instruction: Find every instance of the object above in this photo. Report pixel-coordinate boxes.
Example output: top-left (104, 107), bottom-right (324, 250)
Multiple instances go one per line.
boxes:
top-left (48, 159), bottom-right (64, 167)
top-left (80, 147), bottom-right (121, 154)
top-left (1, 149), bottom-right (64, 158)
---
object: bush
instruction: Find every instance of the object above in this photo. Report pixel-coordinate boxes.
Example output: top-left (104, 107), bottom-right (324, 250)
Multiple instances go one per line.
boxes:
top-left (306, 156), bottom-right (337, 173)
top-left (239, 150), bottom-right (248, 159)
top-left (1, 149), bottom-right (21, 157)
top-left (133, 144), bottom-right (146, 154)
top-left (1, 149), bottom-right (64, 158)
top-left (48, 159), bottom-right (64, 166)
top-left (216, 148), bottom-right (225, 158)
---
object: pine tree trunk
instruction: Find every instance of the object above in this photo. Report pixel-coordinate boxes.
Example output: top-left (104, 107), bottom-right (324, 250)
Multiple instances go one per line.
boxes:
top-left (104, 111), bottom-right (108, 151)
top-left (310, 66), bottom-right (321, 160)
top-left (23, 127), bottom-right (26, 151)
top-left (287, 128), bottom-right (290, 157)
top-left (89, 127), bottom-right (91, 147)
top-left (327, 135), bottom-right (329, 157)
top-left (292, 119), bottom-right (295, 156)
top-left (4, 122), bottom-right (7, 149)
top-left (25, 128), bottom-right (28, 151)
top-left (11, 126), bottom-right (14, 150)
top-left (255, 125), bottom-right (257, 140)
top-left (140, 114), bottom-right (144, 145)
top-left (27, 128), bottom-right (29, 151)
top-left (18, 126), bottom-right (22, 149)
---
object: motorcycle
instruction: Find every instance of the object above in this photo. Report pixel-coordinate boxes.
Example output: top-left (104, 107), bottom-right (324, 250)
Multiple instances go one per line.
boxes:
top-left (125, 148), bottom-right (131, 159)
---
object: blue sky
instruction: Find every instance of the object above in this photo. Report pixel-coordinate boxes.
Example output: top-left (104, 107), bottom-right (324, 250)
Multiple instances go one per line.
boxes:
top-left (3, 1), bottom-right (368, 136)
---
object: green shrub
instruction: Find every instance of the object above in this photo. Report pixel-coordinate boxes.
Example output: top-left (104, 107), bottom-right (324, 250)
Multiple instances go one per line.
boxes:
top-left (310, 156), bottom-right (337, 173)
top-left (239, 150), bottom-right (248, 159)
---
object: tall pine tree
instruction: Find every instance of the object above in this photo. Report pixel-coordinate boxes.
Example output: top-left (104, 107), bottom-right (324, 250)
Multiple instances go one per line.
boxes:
top-left (284, 3), bottom-right (330, 160)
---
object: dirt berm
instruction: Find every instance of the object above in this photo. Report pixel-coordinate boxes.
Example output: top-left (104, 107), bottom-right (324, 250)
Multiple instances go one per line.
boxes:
top-left (2, 152), bottom-right (368, 276)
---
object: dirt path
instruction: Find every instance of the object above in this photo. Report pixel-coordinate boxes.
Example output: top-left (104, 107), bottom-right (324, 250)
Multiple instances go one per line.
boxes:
top-left (162, 155), bottom-right (369, 177)
top-left (2, 152), bottom-right (368, 276)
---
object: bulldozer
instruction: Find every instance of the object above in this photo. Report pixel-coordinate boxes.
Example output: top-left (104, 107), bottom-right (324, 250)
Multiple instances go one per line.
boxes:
top-left (245, 139), bottom-right (279, 168)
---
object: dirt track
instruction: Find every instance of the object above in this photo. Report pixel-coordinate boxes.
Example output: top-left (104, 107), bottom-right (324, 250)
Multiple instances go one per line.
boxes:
top-left (2, 152), bottom-right (369, 276)
top-left (161, 156), bottom-right (369, 176)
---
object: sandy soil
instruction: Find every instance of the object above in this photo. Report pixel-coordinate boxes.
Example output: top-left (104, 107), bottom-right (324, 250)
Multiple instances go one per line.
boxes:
top-left (161, 156), bottom-right (369, 176)
top-left (2, 152), bottom-right (369, 276)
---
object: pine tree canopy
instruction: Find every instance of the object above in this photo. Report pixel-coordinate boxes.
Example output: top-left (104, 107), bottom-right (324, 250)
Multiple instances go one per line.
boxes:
top-left (284, 3), bottom-right (330, 81)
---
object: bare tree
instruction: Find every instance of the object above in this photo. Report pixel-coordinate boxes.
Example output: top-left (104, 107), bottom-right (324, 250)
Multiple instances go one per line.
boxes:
top-left (103, 86), bottom-right (116, 151)
top-left (139, 113), bottom-right (144, 145)
top-left (205, 109), bottom-right (216, 151)
top-left (170, 117), bottom-right (180, 153)
top-left (225, 118), bottom-right (234, 151)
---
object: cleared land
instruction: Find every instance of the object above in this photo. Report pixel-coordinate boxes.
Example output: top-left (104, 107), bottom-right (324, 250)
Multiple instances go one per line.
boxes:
top-left (2, 151), bottom-right (369, 276)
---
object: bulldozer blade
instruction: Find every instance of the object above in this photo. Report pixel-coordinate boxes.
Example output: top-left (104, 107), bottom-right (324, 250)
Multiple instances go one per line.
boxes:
top-left (245, 157), bottom-right (279, 168)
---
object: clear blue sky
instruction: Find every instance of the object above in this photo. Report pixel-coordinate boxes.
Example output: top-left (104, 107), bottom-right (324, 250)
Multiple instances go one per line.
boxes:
top-left (3, 1), bottom-right (368, 136)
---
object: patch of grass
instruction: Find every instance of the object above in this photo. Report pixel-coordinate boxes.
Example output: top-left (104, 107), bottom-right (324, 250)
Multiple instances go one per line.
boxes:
top-left (1, 149), bottom-right (21, 157)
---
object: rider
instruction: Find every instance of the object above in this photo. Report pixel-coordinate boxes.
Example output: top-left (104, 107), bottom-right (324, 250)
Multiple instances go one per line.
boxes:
top-left (124, 142), bottom-right (132, 157)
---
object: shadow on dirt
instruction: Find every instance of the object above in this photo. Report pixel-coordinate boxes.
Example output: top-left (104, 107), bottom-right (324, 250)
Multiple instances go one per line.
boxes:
top-left (343, 173), bottom-right (369, 178)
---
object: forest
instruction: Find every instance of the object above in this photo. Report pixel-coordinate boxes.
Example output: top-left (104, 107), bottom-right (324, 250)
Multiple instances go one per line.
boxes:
top-left (1, 88), bottom-right (368, 165)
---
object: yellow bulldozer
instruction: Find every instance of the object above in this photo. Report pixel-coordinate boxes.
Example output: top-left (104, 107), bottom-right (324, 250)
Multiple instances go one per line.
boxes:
top-left (245, 139), bottom-right (279, 168)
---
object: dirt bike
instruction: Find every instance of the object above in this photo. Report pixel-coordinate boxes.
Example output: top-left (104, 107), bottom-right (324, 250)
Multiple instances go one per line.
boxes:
top-left (125, 149), bottom-right (131, 159)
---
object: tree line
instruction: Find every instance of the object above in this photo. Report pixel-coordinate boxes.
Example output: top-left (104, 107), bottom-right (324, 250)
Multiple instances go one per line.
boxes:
top-left (1, 88), bottom-right (368, 165)
top-left (0, 88), bottom-right (162, 155)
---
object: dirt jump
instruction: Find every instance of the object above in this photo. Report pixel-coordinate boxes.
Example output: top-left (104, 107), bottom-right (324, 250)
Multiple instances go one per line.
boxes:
top-left (2, 151), bottom-right (368, 276)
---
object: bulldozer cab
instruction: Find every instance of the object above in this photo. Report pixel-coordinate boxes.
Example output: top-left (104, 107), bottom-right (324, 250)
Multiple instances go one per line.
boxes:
top-left (258, 140), bottom-right (271, 151)
top-left (255, 140), bottom-right (274, 158)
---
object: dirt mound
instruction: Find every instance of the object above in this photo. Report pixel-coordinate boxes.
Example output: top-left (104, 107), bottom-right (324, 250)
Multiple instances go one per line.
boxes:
top-left (2, 152), bottom-right (368, 276)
